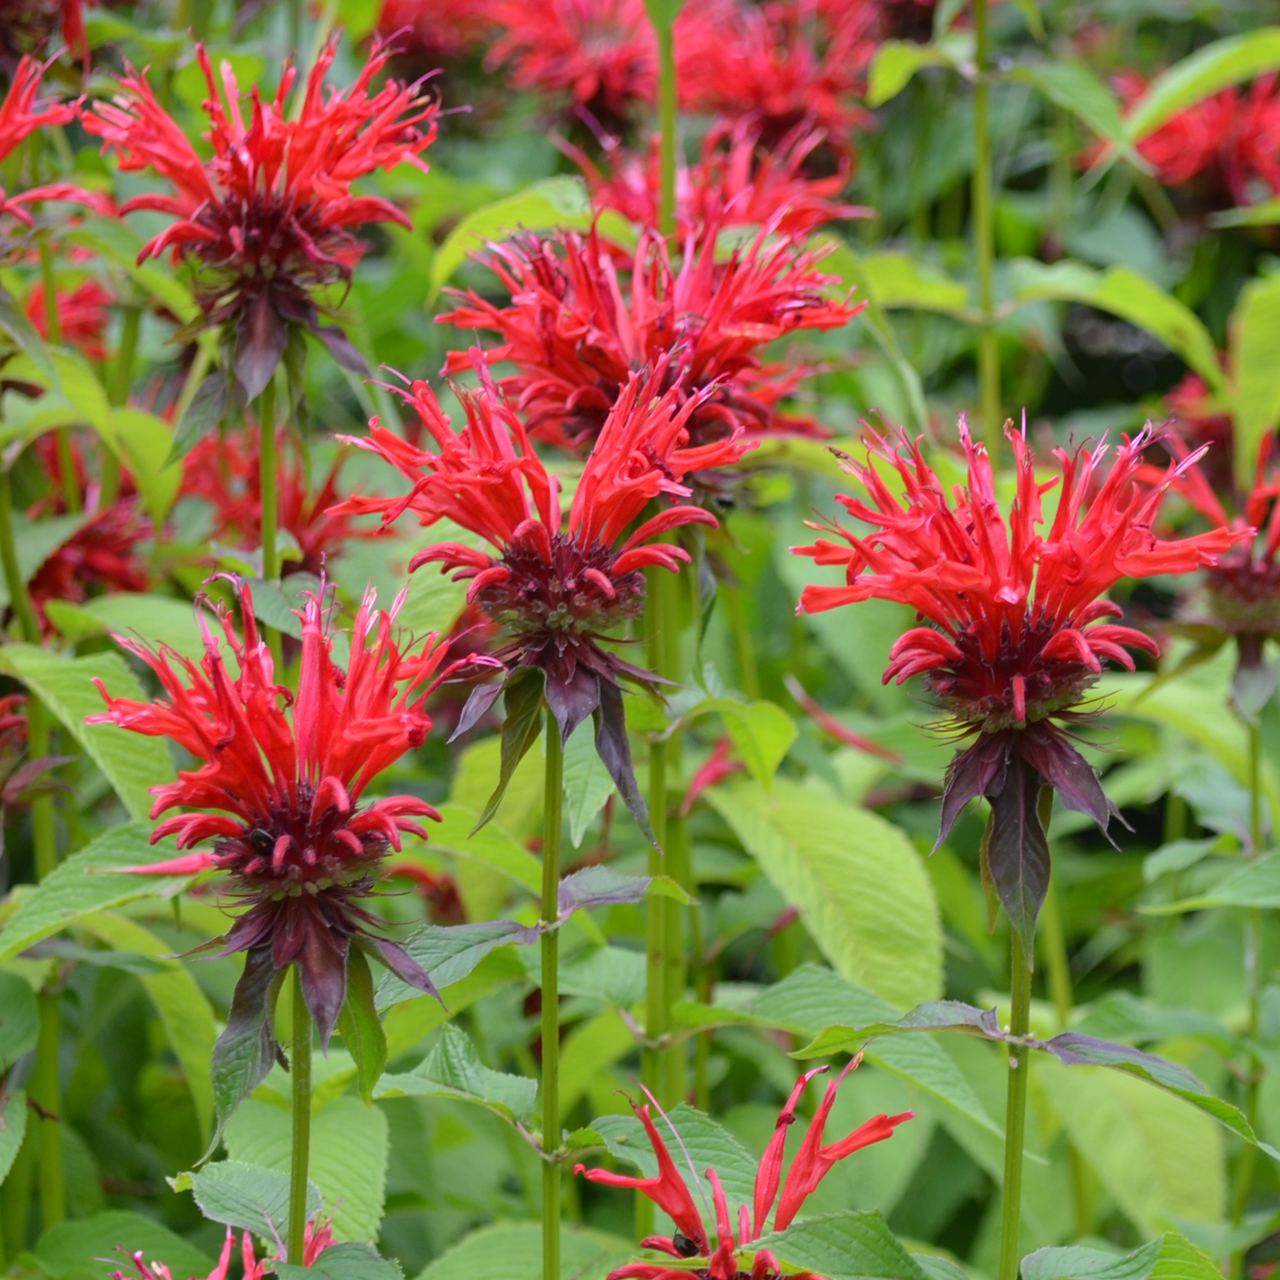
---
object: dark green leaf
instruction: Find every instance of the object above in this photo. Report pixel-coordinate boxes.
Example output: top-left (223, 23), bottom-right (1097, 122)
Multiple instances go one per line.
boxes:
top-left (0, 1089), bottom-right (27, 1183)
top-left (338, 946), bottom-right (387, 1105)
top-left (374, 919), bottom-right (538, 1009)
top-left (476, 668), bottom-right (546, 833)
top-left (0, 968), bottom-right (37, 1070)
top-left (209, 949), bottom-right (283, 1152)
top-left (185, 1160), bottom-right (322, 1239)
top-left (752, 1210), bottom-right (928, 1280)
top-left (272, 1242), bottom-right (403, 1280)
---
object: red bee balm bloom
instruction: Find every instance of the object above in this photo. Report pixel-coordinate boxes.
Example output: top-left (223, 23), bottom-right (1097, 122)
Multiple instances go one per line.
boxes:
top-left (82, 35), bottom-right (438, 400)
top-left (0, 55), bottom-right (79, 224)
top-left (576, 1059), bottom-right (912, 1280)
top-left (26, 279), bottom-right (113, 360)
top-left (112, 1216), bottom-right (334, 1280)
top-left (794, 421), bottom-right (1242, 940)
top-left (438, 220), bottom-right (860, 458)
top-left (88, 582), bottom-right (456, 1047)
top-left (332, 355), bottom-right (751, 828)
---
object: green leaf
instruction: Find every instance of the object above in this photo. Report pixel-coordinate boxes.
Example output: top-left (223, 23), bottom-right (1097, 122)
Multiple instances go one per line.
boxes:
top-left (1124, 28), bottom-right (1280, 142)
top-left (1231, 272), bottom-right (1280, 490)
top-left (0, 1089), bottom-right (27, 1184)
top-left (337, 0), bottom-right (381, 42)
top-left (224, 1096), bottom-right (389, 1242)
top-left (0, 824), bottom-right (189, 961)
top-left (0, 646), bottom-right (175, 821)
top-left (1023, 1232), bottom-right (1221, 1280)
top-left (77, 912), bottom-right (217, 1145)
top-left (430, 177), bottom-right (633, 298)
top-left (1146, 851), bottom-right (1280, 912)
top-left (374, 919), bottom-right (537, 1009)
top-left (413, 1221), bottom-right (633, 1280)
top-left (185, 1159), bottom-right (322, 1239)
top-left (210, 951), bottom-right (283, 1152)
top-left (110, 407), bottom-right (183, 527)
top-left (557, 865), bottom-right (690, 914)
top-left (412, 802), bottom-right (542, 893)
top-left (1009, 61), bottom-right (1143, 167)
top-left (165, 371), bottom-right (229, 466)
top-left (590, 1102), bottom-right (760, 1215)
top-left (33, 1210), bottom-right (213, 1280)
top-left (563, 719), bottom-right (615, 848)
top-left (0, 968), bottom-right (37, 1070)
top-left (558, 1010), bottom-right (635, 1112)
top-left (0, 515), bottom-right (86, 609)
top-left (477, 668), bottom-right (547, 833)
top-left (679, 698), bottom-right (797, 788)
top-left (707, 780), bottom-right (942, 1009)
top-left (338, 946), bottom-right (387, 1106)
top-left (866, 41), bottom-right (955, 107)
top-left (1036, 1058), bottom-right (1225, 1234)
top-left (376, 1023), bottom-right (537, 1124)
top-left (1009, 260), bottom-right (1224, 391)
top-left (65, 218), bottom-right (198, 323)
top-left (0, 282), bottom-right (55, 380)
top-left (46, 592), bottom-right (218, 661)
top-left (275, 1242), bottom-right (403, 1280)
top-left (1211, 196), bottom-right (1280, 228)
top-left (752, 1210), bottom-right (928, 1280)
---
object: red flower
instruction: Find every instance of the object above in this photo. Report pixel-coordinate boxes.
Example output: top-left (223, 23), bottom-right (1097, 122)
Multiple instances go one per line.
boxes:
top-left (793, 421), bottom-right (1242, 938)
top-left (82, 35), bottom-right (438, 399)
top-left (0, 54), bottom-right (79, 225)
top-left (88, 581), bottom-right (461, 1044)
top-left (676, 0), bottom-right (878, 163)
top-left (26, 278), bottom-right (113, 360)
top-left (483, 0), bottom-right (656, 129)
top-left (575, 1059), bottom-right (912, 1280)
top-left (376, 0), bottom-right (491, 62)
top-left (331, 353), bottom-right (748, 827)
top-left (437, 219), bottom-right (860, 461)
top-left (112, 1216), bottom-right (334, 1280)
top-left (181, 425), bottom-right (374, 577)
top-left (566, 115), bottom-right (869, 238)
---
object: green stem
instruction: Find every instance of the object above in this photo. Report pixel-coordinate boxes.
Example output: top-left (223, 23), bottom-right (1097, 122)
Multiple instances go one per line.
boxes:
top-left (258, 377), bottom-right (284, 672)
top-left (655, 18), bottom-right (677, 238)
top-left (723, 583), bottom-right (761, 701)
top-left (664, 802), bottom-right (689, 1106)
top-left (288, 966), bottom-right (313, 1265)
top-left (32, 989), bottom-right (63, 1230)
top-left (971, 0), bottom-right (1001, 459)
top-left (997, 927), bottom-right (1032, 1280)
top-left (103, 305), bottom-right (142, 505)
top-left (38, 244), bottom-right (79, 517)
top-left (542, 714), bottom-right (564, 1280)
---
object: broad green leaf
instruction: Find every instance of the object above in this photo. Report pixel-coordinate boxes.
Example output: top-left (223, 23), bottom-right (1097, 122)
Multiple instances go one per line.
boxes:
top-left (477, 668), bottom-right (547, 832)
top-left (1023, 1232), bottom-right (1221, 1280)
top-left (0, 283), bottom-right (55, 380)
top-left (337, 0), bottom-right (381, 42)
top-left (45, 592), bottom-right (218, 662)
top-left (419, 802), bottom-right (542, 893)
top-left (376, 1023), bottom-right (537, 1124)
top-left (225, 1096), bottom-right (390, 1243)
top-left (166, 371), bottom-right (229, 466)
top-left (184, 1160), bottom-right (322, 1239)
top-left (1010, 62), bottom-right (1144, 167)
top-left (413, 1221), bottom-right (633, 1280)
top-left (1146, 851), bottom-right (1280, 912)
top-left (430, 177), bottom-right (632, 298)
top-left (0, 824), bottom-right (188, 961)
top-left (589, 1101), bottom-right (760, 1217)
top-left (752, 1211), bottom-right (928, 1280)
top-left (557, 944), bottom-right (646, 1007)
top-left (338, 946), bottom-right (388, 1106)
top-left (1125, 29), bottom-right (1280, 142)
top-left (0, 645), bottom-right (175, 821)
top-left (866, 41), bottom-right (955, 106)
top-left (1037, 1058), bottom-right (1225, 1234)
top-left (374, 918), bottom-right (537, 1009)
top-left (679, 698), bottom-right (797, 788)
top-left (78, 912), bottom-right (216, 1145)
top-left (0, 515), bottom-right (86, 609)
top-left (2, 348), bottom-right (112, 434)
top-left (276, 1243), bottom-right (403, 1280)
top-left (33, 1210), bottom-right (213, 1280)
top-left (559, 1010), bottom-right (636, 1112)
top-left (66, 218), bottom-right (198, 323)
top-left (0, 968), bottom-right (37, 1069)
top-left (563, 719), bottom-right (615, 847)
top-left (1231, 272), bottom-right (1280, 490)
top-left (708, 780), bottom-right (942, 1008)
top-left (0, 1089), bottom-right (27, 1184)
top-left (856, 252), bottom-right (971, 317)
top-left (110, 407), bottom-right (183, 527)
top-left (1009, 260), bottom-right (1223, 391)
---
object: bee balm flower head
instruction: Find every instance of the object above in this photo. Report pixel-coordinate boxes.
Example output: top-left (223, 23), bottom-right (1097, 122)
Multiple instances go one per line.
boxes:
top-left (794, 420), bottom-right (1243, 941)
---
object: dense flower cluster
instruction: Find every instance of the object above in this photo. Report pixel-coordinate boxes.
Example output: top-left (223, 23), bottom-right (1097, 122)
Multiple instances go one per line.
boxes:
top-left (26, 278), bottom-right (112, 359)
top-left (576, 1060), bottom-right (912, 1280)
top-left (439, 220), bottom-right (859, 458)
top-left (794, 421), bottom-right (1240, 936)
top-left (0, 55), bottom-right (77, 227)
top-left (88, 582), bottom-right (466, 1043)
top-left (82, 37), bottom-right (439, 399)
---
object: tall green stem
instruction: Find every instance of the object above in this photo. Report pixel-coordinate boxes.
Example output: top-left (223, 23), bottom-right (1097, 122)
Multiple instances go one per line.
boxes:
top-left (971, 0), bottom-right (1001, 458)
top-left (39, 245), bottom-right (79, 516)
top-left (257, 377), bottom-right (284, 671)
top-left (542, 715), bottom-right (564, 1280)
top-left (997, 927), bottom-right (1032, 1280)
top-left (664, 794), bottom-right (689, 1105)
top-left (288, 966), bottom-right (313, 1265)
top-left (103, 305), bottom-right (142, 505)
top-left (723, 584), bottom-right (760, 701)
top-left (655, 17), bottom-right (677, 237)
top-left (32, 991), bottom-right (63, 1230)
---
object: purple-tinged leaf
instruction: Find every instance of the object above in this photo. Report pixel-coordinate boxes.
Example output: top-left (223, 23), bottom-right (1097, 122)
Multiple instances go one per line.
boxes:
top-left (594, 679), bottom-right (655, 846)
top-left (233, 293), bottom-right (287, 401)
top-left (937, 732), bottom-right (1010, 849)
top-left (475, 667), bottom-right (546, 834)
top-left (311, 322), bottom-right (370, 376)
top-left (556, 866), bottom-right (690, 918)
top-left (375, 919), bottom-right (539, 1009)
top-left (1040, 1032), bottom-right (1205, 1091)
top-left (985, 752), bottom-right (1050, 946)
top-left (1020, 726), bottom-right (1115, 841)
top-left (545, 664), bottom-right (602, 746)
top-left (449, 682), bottom-right (503, 744)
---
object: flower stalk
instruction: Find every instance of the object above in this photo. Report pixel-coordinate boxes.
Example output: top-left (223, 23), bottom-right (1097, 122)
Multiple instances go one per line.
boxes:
top-left (288, 965), bottom-right (313, 1265)
top-left (971, 0), bottom-right (1000, 456)
top-left (654, 10), bottom-right (677, 238)
top-left (541, 712), bottom-right (564, 1280)
top-left (258, 375), bottom-right (283, 671)
top-left (997, 918), bottom-right (1033, 1280)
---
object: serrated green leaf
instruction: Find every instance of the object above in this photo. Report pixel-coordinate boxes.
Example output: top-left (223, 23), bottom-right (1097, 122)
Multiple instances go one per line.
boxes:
top-left (1023, 1233), bottom-right (1221, 1280)
top-left (0, 1089), bottom-right (27, 1184)
top-left (224, 1096), bottom-right (389, 1242)
top-left (752, 1210), bottom-right (928, 1280)
top-left (276, 1242), bottom-right (404, 1280)
top-left (0, 646), bottom-right (176, 821)
top-left (46, 592), bottom-right (219, 661)
top-left (679, 698), bottom-right (796, 788)
top-left (708, 780), bottom-right (942, 1009)
top-left (413, 1221), bottom-right (632, 1280)
top-left (186, 1159), bottom-right (322, 1239)
top-left (0, 824), bottom-right (189, 961)
top-left (338, 946), bottom-right (387, 1106)
top-left (0, 968), bottom-right (37, 1071)
top-left (33, 1210), bottom-right (213, 1280)
top-left (374, 918), bottom-right (536, 1009)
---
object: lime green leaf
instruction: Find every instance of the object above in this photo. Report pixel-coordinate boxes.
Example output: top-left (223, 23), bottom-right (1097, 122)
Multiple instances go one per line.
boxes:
top-left (110, 407), bottom-right (183, 527)
top-left (338, 946), bottom-right (388, 1106)
top-left (1231, 272), bottom-right (1280, 490)
top-left (33, 1210), bottom-right (213, 1280)
top-left (1010, 61), bottom-right (1143, 166)
top-left (412, 802), bottom-right (542, 893)
top-left (78, 912), bottom-right (216, 1145)
top-left (0, 824), bottom-right (188, 961)
top-left (563, 719), bottom-right (615, 848)
top-left (0, 1089), bottom-right (27, 1183)
top-left (337, 0), bottom-right (380, 42)
top-left (45, 592), bottom-right (217, 661)
top-left (0, 966), bottom-right (37, 1071)
top-left (678, 697), bottom-right (797, 788)
top-left (1125, 28), bottom-right (1280, 142)
top-left (856, 252), bottom-right (972, 317)
top-left (0, 282), bottom-right (55, 380)
top-left (0, 645), bottom-right (175, 821)
top-left (752, 1211), bottom-right (928, 1280)
top-left (559, 1010), bottom-right (635, 1112)
top-left (708, 780), bottom-right (942, 1008)
top-left (1023, 1232), bottom-right (1221, 1280)
top-left (1010, 260), bottom-right (1223, 391)
top-left (414, 1221), bottom-right (633, 1280)
top-left (1211, 196), bottom-right (1280, 228)
top-left (224, 1096), bottom-right (389, 1243)
top-left (867, 41), bottom-right (955, 106)
top-left (1146, 851), bottom-right (1280, 913)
